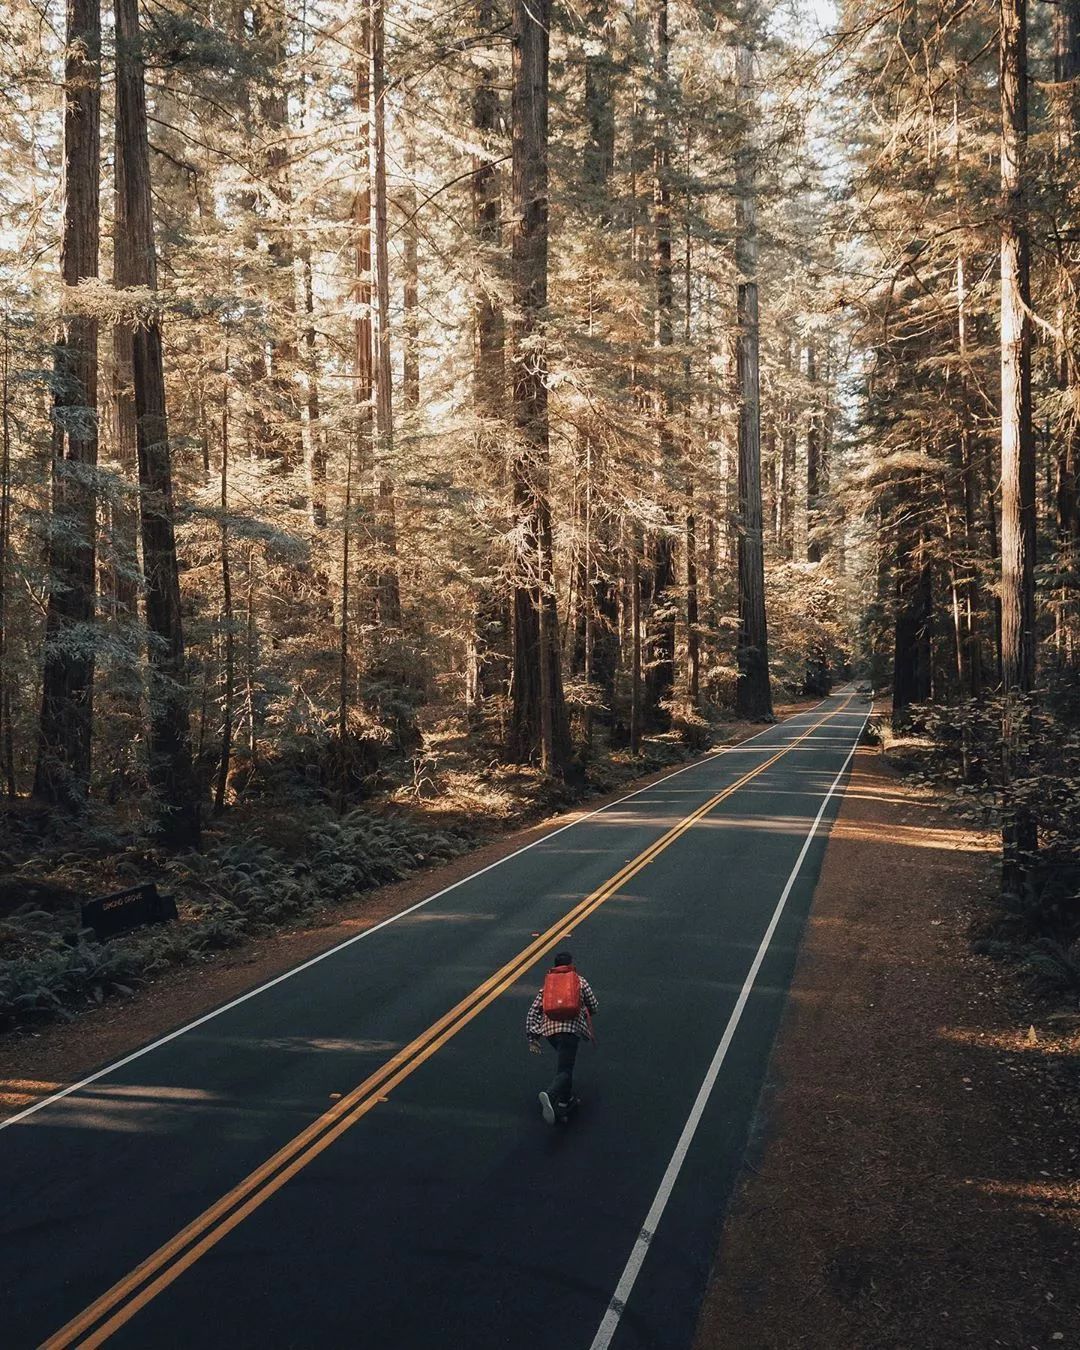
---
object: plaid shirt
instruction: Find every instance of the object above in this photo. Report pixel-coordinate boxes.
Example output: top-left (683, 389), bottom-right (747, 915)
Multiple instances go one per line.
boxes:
top-left (526, 974), bottom-right (599, 1041)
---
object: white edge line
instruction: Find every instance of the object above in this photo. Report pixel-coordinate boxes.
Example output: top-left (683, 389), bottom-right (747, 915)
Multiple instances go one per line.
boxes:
top-left (588, 706), bottom-right (871, 1350)
top-left (0, 696), bottom-right (849, 1133)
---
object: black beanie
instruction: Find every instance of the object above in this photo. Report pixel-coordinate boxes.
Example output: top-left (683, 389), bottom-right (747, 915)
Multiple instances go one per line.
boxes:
top-left (554, 950), bottom-right (573, 967)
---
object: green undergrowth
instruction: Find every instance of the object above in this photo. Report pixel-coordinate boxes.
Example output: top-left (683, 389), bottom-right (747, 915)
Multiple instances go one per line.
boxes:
top-left (887, 683), bottom-right (1080, 1006)
top-left (0, 811), bottom-right (470, 1029)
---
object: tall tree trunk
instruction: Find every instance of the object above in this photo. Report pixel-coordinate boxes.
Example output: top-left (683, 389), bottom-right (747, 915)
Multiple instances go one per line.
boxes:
top-left (111, 109), bottom-right (140, 621)
top-left (244, 542), bottom-right (257, 770)
top-left (733, 19), bottom-right (773, 720)
top-left (686, 500), bottom-right (699, 706)
top-left (955, 232), bottom-right (985, 695)
top-left (762, 415), bottom-right (777, 547)
top-left (302, 248), bottom-right (326, 529)
top-left (299, 17), bottom-right (325, 533)
top-left (0, 315), bottom-right (15, 797)
top-left (116, 0), bottom-right (200, 846)
top-left (338, 437), bottom-right (354, 797)
top-left (584, 0), bottom-right (616, 192)
top-left (683, 126), bottom-right (699, 708)
top-left (1053, 0), bottom-right (1080, 660)
top-left (625, 16), bottom-right (649, 743)
top-left (981, 428), bottom-right (1004, 676)
top-left (631, 538), bottom-right (642, 753)
top-left (570, 0), bottom-right (619, 723)
top-left (468, 0), bottom-right (510, 707)
top-left (645, 0), bottom-right (676, 727)
top-left (999, 0), bottom-right (1037, 883)
top-left (371, 0), bottom-right (401, 631)
top-left (253, 0), bottom-right (303, 473)
top-left (892, 523), bottom-right (934, 724)
top-left (214, 341), bottom-right (234, 815)
top-left (778, 339), bottom-right (796, 560)
top-left (805, 339), bottom-right (822, 563)
top-left (940, 473), bottom-right (967, 692)
top-left (507, 0), bottom-right (571, 771)
top-left (472, 0), bottom-right (504, 424)
top-left (402, 133), bottom-right (421, 416)
top-left (354, 24), bottom-right (377, 632)
top-left (35, 0), bottom-right (101, 807)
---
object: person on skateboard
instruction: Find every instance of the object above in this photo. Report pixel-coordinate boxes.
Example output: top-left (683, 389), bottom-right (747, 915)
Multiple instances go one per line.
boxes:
top-left (526, 950), bottom-right (598, 1124)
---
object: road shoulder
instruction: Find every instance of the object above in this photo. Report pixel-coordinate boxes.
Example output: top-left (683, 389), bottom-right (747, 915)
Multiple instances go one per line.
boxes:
top-left (694, 742), bottom-right (1080, 1350)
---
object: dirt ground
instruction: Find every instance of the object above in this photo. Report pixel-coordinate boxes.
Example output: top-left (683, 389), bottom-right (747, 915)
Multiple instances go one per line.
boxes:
top-left (0, 704), bottom-right (811, 1121)
top-left (694, 743), bottom-right (1080, 1350)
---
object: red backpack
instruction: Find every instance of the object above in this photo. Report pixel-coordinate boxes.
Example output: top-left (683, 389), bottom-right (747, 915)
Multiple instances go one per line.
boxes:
top-left (542, 965), bottom-right (582, 1020)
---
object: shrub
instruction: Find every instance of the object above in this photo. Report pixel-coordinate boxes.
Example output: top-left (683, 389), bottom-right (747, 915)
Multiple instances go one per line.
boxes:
top-left (0, 809), bottom-right (469, 1029)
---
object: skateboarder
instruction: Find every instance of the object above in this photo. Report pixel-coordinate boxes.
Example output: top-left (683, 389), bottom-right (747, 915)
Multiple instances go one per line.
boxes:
top-left (526, 951), bottom-right (598, 1124)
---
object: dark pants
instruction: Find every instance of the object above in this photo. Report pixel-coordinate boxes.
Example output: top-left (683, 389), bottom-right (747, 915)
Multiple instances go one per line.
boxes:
top-left (546, 1032), bottom-right (580, 1106)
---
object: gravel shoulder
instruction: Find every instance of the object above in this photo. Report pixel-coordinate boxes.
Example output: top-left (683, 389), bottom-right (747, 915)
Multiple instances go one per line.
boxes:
top-left (694, 739), bottom-right (1080, 1350)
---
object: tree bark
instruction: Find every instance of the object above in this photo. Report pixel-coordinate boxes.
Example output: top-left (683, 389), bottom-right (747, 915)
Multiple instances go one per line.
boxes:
top-left (0, 315), bottom-right (15, 797)
top-left (686, 499), bottom-right (699, 706)
top-left (778, 341), bottom-right (796, 560)
top-left (252, 0), bottom-right (303, 473)
top-left (299, 22), bottom-right (325, 533)
top-left (402, 133), bottom-right (421, 416)
top-left (35, 0), bottom-right (101, 806)
top-left (805, 339), bottom-right (822, 563)
top-left (584, 0), bottom-right (616, 195)
top-left (338, 438), bottom-right (353, 795)
top-left (891, 525), bottom-right (933, 723)
top-left (214, 340), bottom-right (234, 816)
top-left (955, 232), bottom-right (985, 695)
top-left (631, 538), bottom-right (642, 753)
top-left (111, 104), bottom-right (140, 621)
top-left (302, 248), bottom-right (326, 529)
top-left (683, 132), bottom-right (699, 709)
top-left (733, 20), bottom-right (773, 720)
top-left (354, 24), bottom-right (377, 632)
top-left (507, 0), bottom-right (571, 771)
top-left (999, 0), bottom-right (1037, 882)
top-left (1053, 0), bottom-right (1080, 660)
top-left (570, 0), bottom-right (619, 722)
top-left (371, 0), bottom-right (401, 631)
top-left (644, 0), bottom-right (676, 727)
top-left (468, 0), bottom-right (510, 707)
top-left (116, 0), bottom-right (200, 846)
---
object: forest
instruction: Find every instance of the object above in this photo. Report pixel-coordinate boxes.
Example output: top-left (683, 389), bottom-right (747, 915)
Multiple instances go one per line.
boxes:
top-left (1, 0), bottom-right (1079, 1020)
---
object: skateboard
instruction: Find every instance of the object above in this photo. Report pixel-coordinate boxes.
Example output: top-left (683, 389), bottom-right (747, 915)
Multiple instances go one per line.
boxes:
top-left (539, 1091), bottom-right (581, 1125)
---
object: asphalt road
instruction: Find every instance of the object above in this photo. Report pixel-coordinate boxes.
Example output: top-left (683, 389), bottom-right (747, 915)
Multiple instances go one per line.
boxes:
top-left (0, 690), bottom-right (870, 1350)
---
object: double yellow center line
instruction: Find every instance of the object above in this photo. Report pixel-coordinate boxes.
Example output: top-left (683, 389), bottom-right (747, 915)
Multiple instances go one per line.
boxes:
top-left (43, 698), bottom-right (850, 1348)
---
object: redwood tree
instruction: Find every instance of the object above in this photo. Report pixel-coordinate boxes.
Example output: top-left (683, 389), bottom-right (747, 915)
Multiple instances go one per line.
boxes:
top-left (371, 0), bottom-right (402, 630)
top-left (116, 0), bottom-right (200, 845)
top-left (467, 0), bottom-right (509, 709)
top-left (507, 0), bottom-right (571, 771)
top-left (35, 0), bottom-right (101, 806)
top-left (733, 16), bottom-right (773, 720)
top-left (998, 0), bottom-right (1037, 882)
top-left (644, 0), bottom-right (677, 727)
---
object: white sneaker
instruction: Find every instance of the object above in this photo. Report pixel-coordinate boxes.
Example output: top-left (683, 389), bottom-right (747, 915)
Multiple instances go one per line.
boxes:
top-left (538, 1091), bottom-right (556, 1125)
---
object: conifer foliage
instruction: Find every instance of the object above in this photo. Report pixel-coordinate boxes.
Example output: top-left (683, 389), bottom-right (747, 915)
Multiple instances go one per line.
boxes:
top-left (1, 0), bottom-right (1076, 916)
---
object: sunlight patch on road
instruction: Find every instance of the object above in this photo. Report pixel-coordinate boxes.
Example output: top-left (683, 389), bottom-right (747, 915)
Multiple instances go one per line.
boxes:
top-left (205, 1035), bottom-right (403, 1055)
top-left (26, 1084), bottom-right (225, 1133)
top-left (0, 1078), bottom-right (64, 1110)
top-left (399, 910), bottom-right (495, 924)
